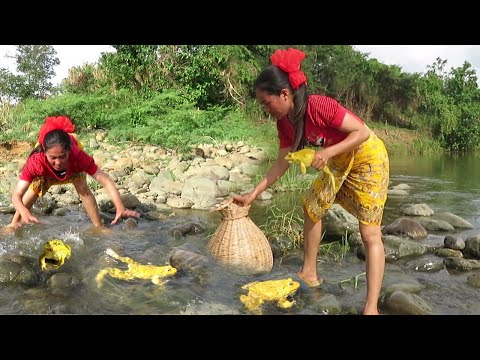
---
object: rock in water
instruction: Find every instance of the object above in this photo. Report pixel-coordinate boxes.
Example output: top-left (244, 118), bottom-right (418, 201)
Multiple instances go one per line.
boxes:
top-left (169, 245), bottom-right (210, 285)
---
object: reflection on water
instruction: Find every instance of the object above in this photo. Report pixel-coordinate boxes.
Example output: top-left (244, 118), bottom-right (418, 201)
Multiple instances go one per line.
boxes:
top-left (0, 153), bottom-right (479, 315)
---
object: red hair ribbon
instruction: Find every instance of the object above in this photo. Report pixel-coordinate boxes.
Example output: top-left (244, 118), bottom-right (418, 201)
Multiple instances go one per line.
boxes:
top-left (38, 116), bottom-right (76, 146)
top-left (270, 48), bottom-right (307, 89)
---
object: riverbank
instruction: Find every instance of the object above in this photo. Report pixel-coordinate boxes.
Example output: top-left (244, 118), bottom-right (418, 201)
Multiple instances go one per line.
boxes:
top-left (0, 126), bottom-right (427, 163)
top-left (371, 127), bottom-right (426, 155)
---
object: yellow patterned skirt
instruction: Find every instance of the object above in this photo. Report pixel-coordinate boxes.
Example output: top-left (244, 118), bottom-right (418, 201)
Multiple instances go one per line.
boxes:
top-left (29, 173), bottom-right (86, 197)
top-left (303, 132), bottom-right (389, 226)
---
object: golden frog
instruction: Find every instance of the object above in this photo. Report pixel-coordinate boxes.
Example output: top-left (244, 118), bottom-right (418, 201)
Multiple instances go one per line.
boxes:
top-left (285, 148), bottom-right (316, 174)
top-left (285, 148), bottom-right (335, 182)
top-left (39, 239), bottom-right (71, 271)
top-left (240, 278), bottom-right (300, 314)
top-left (95, 248), bottom-right (177, 287)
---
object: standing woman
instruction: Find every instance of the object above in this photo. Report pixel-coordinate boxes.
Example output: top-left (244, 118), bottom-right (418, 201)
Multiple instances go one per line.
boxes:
top-left (233, 48), bottom-right (389, 315)
top-left (9, 116), bottom-right (139, 229)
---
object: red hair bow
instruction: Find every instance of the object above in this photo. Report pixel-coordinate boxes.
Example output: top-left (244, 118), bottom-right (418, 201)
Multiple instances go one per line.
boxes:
top-left (38, 116), bottom-right (76, 145)
top-left (270, 48), bottom-right (307, 89)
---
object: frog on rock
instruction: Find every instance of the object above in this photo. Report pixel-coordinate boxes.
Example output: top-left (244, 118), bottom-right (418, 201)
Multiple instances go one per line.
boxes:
top-left (95, 248), bottom-right (177, 287)
top-left (39, 239), bottom-right (71, 271)
top-left (240, 278), bottom-right (300, 314)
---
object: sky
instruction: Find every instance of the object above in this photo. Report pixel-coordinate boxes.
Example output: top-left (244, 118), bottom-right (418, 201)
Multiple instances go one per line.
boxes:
top-left (1, 45), bottom-right (480, 86)
top-left (0, 45), bottom-right (115, 86)
top-left (353, 45), bottom-right (480, 77)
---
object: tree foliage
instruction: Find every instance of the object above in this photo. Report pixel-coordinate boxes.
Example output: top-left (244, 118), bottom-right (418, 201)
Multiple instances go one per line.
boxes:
top-left (3, 45), bottom-right (480, 152)
top-left (99, 45), bottom-right (162, 93)
top-left (0, 45), bottom-right (59, 101)
top-left (417, 58), bottom-right (480, 150)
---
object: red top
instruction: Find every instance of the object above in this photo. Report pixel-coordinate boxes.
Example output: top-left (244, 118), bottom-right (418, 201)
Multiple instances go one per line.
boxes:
top-left (20, 137), bottom-right (98, 183)
top-left (277, 95), bottom-right (364, 149)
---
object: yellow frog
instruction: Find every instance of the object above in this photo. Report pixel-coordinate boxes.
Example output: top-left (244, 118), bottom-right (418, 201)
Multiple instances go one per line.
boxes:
top-left (240, 278), bottom-right (300, 314)
top-left (39, 239), bottom-right (71, 271)
top-left (95, 248), bottom-right (177, 287)
top-left (285, 148), bottom-right (316, 174)
top-left (285, 148), bottom-right (335, 182)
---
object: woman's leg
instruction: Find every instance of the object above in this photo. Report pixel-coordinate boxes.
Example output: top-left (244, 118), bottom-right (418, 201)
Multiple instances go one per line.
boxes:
top-left (359, 223), bottom-right (385, 315)
top-left (298, 206), bottom-right (323, 285)
top-left (9, 188), bottom-right (39, 227)
top-left (72, 177), bottom-right (102, 227)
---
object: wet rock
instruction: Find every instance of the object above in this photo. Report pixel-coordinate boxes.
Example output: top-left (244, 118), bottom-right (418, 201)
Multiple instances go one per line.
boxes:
top-left (364, 235), bottom-right (432, 261)
top-left (383, 291), bottom-right (433, 315)
top-left (382, 218), bottom-right (428, 240)
top-left (169, 245), bottom-right (210, 285)
top-left (124, 217), bottom-right (138, 229)
top-left (179, 301), bottom-right (240, 315)
top-left (269, 235), bottom-right (297, 258)
top-left (434, 248), bottom-right (463, 258)
top-left (387, 189), bottom-right (409, 196)
top-left (32, 196), bottom-right (56, 214)
top-left (144, 211), bottom-right (168, 220)
top-left (170, 222), bottom-right (205, 237)
top-left (464, 235), bottom-right (480, 258)
top-left (279, 249), bottom-right (304, 267)
top-left (402, 203), bottom-right (434, 216)
top-left (53, 207), bottom-right (71, 216)
top-left (408, 257), bottom-right (445, 272)
top-left (323, 204), bottom-right (359, 238)
top-left (47, 273), bottom-right (79, 288)
top-left (347, 231), bottom-right (363, 247)
top-left (382, 269), bottom-right (424, 295)
top-left (166, 197), bottom-right (194, 209)
top-left (433, 212), bottom-right (474, 229)
top-left (0, 259), bottom-right (37, 285)
top-left (312, 293), bottom-right (342, 315)
top-left (444, 235), bottom-right (465, 251)
top-left (0, 205), bottom-right (15, 214)
top-left (467, 274), bottom-right (480, 288)
top-left (443, 257), bottom-right (480, 271)
top-left (414, 217), bottom-right (455, 232)
top-left (391, 183), bottom-right (410, 191)
top-left (120, 193), bottom-right (141, 208)
top-left (99, 212), bottom-right (115, 223)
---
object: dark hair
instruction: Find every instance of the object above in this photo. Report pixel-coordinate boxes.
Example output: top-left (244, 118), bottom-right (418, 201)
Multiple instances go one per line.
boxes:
top-left (29, 129), bottom-right (72, 157)
top-left (254, 65), bottom-right (309, 151)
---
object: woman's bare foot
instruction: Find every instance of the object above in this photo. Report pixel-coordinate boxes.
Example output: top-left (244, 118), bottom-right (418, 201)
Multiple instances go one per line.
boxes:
top-left (1, 224), bottom-right (19, 235)
top-left (297, 269), bottom-right (323, 288)
top-left (90, 224), bottom-right (111, 235)
top-left (363, 307), bottom-right (380, 315)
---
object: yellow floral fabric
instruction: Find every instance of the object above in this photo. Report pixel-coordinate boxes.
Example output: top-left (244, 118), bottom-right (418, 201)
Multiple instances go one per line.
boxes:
top-left (29, 172), bottom-right (86, 197)
top-left (303, 132), bottom-right (389, 226)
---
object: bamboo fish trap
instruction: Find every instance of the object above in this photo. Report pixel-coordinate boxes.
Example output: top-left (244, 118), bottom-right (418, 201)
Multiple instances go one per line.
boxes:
top-left (208, 198), bottom-right (273, 275)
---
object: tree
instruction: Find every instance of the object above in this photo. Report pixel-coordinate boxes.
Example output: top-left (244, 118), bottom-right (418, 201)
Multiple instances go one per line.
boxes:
top-left (0, 45), bottom-right (59, 101)
top-left (100, 45), bottom-right (160, 92)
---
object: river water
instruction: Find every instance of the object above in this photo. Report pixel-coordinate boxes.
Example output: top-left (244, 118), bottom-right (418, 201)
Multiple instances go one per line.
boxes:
top-left (0, 152), bottom-right (479, 315)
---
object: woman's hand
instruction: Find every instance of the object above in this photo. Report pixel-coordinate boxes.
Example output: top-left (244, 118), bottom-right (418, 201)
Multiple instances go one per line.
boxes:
top-left (6, 213), bottom-right (41, 230)
top-left (111, 208), bottom-right (140, 225)
top-left (18, 211), bottom-right (41, 227)
top-left (232, 192), bottom-right (257, 207)
top-left (311, 150), bottom-right (330, 171)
